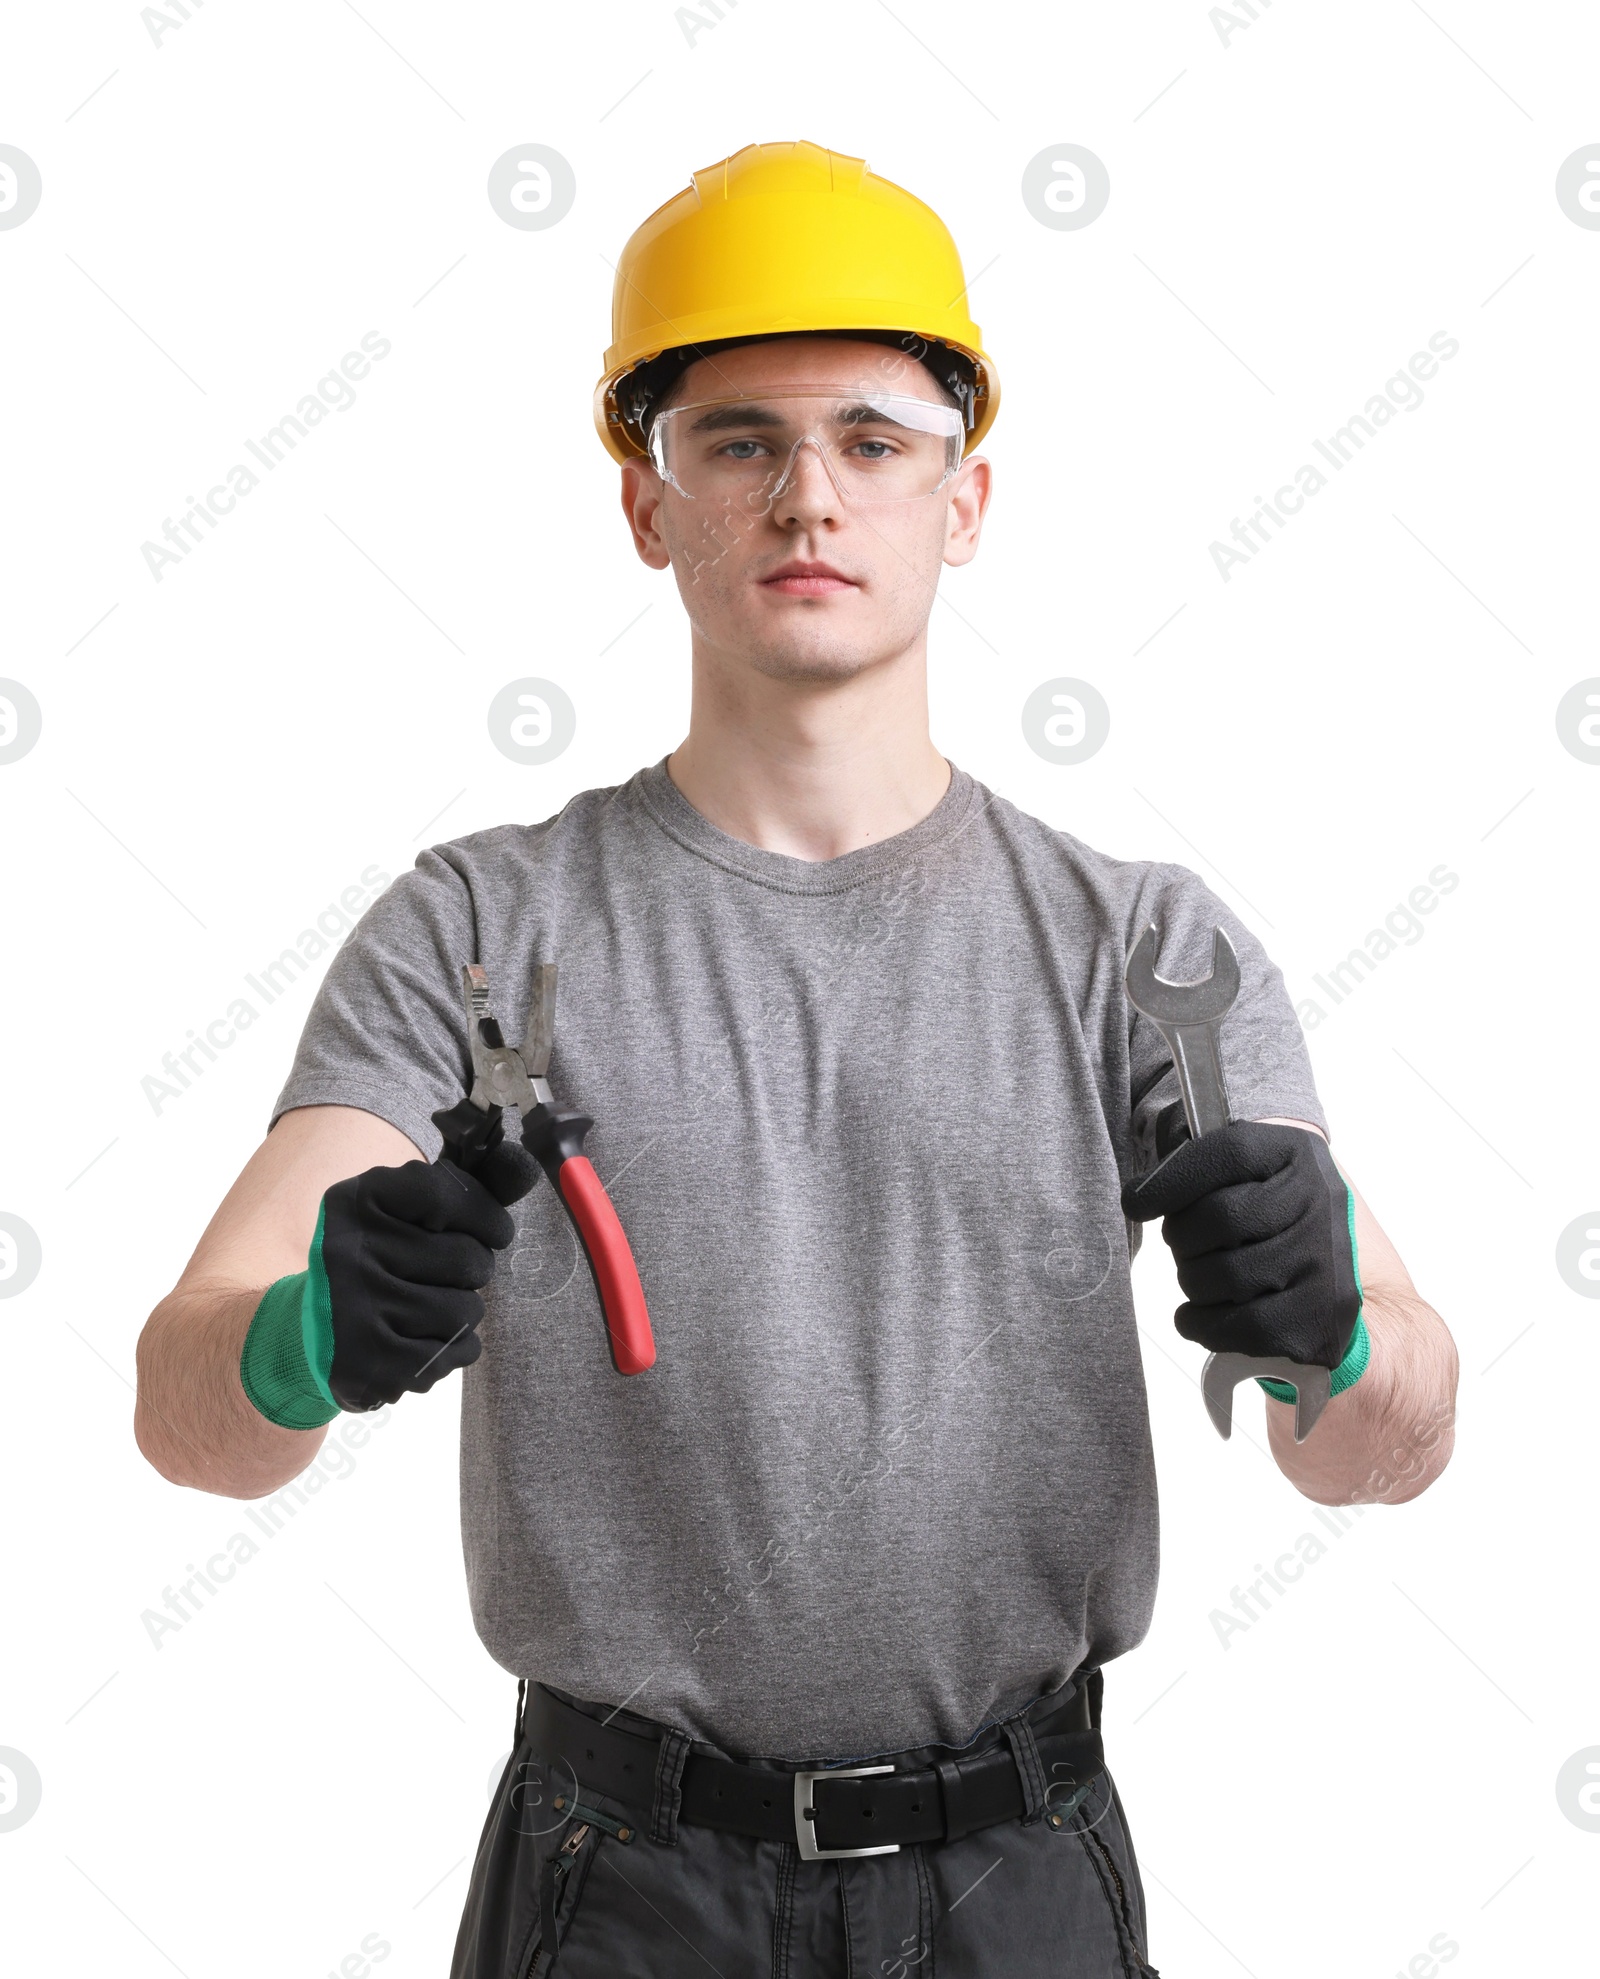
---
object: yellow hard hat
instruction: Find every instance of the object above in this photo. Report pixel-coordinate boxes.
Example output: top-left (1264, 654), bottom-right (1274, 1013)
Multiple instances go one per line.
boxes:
top-left (594, 139), bottom-right (999, 464)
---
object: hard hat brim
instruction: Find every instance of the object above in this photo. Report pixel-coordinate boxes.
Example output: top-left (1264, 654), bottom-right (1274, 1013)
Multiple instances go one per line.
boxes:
top-left (595, 319), bottom-right (999, 464)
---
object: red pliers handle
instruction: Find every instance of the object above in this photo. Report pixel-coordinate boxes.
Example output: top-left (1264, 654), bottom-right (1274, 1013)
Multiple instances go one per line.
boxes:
top-left (518, 1101), bottom-right (655, 1375)
top-left (434, 962), bottom-right (655, 1377)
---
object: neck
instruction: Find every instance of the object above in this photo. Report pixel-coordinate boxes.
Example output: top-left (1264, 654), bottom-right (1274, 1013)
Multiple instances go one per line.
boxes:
top-left (666, 630), bottom-right (951, 862)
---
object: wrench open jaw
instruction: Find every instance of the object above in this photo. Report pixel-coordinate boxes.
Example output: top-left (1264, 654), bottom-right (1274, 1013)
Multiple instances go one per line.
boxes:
top-left (1123, 927), bottom-right (1239, 1141)
top-left (1201, 1353), bottom-right (1331, 1443)
top-left (1123, 922), bottom-right (1331, 1445)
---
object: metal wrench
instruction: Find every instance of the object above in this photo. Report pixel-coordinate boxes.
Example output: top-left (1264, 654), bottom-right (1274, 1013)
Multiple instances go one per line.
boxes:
top-left (1123, 924), bottom-right (1331, 1443)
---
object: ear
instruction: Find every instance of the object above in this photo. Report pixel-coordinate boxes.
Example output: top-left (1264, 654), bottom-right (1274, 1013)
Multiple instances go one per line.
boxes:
top-left (942, 455), bottom-right (992, 569)
top-left (619, 458), bottom-right (671, 570)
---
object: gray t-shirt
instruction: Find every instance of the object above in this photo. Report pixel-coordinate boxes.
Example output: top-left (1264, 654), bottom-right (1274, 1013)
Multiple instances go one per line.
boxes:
top-left (271, 757), bottom-right (1327, 1761)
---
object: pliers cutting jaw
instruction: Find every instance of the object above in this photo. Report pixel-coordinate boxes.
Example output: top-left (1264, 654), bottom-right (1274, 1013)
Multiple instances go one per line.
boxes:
top-left (462, 961), bottom-right (555, 1115)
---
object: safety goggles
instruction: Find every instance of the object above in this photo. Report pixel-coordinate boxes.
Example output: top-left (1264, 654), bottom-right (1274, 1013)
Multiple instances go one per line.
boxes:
top-left (647, 388), bottom-right (967, 505)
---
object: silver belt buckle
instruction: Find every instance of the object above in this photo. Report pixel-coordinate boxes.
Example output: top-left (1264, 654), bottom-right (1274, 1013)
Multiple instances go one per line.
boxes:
top-left (793, 1763), bottom-right (901, 1861)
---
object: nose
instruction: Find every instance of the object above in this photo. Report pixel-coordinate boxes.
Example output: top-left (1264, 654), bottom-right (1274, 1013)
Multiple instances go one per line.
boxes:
top-left (765, 435), bottom-right (845, 528)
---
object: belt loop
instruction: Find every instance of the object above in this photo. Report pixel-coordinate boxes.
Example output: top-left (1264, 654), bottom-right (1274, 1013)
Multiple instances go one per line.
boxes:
top-left (649, 1728), bottom-right (694, 1847)
top-left (999, 1711), bottom-right (1050, 1826)
top-left (934, 1757), bottom-right (973, 1842)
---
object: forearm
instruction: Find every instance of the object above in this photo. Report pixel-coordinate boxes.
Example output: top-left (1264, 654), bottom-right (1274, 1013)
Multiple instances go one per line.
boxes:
top-left (1265, 1285), bottom-right (1457, 1505)
top-left (135, 1282), bottom-right (330, 1498)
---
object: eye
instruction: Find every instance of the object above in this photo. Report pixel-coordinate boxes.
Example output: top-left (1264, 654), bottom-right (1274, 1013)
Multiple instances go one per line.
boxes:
top-left (846, 436), bottom-right (901, 461)
top-left (715, 438), bottom-right (772, 461)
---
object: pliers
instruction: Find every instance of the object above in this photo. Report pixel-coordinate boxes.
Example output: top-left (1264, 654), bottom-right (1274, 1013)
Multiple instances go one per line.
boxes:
top-left (429, 961), bottom-right (656, 1376)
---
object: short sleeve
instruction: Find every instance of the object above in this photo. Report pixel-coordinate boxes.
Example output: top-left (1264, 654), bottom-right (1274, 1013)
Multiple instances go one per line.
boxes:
top-left (1126, 862), bottom-right (1328, 1171)
top-left (268, 848), bottom-right (482, 1156)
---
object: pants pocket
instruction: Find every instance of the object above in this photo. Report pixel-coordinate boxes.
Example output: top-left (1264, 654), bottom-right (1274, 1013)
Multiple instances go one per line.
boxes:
top-left (917, 1773), bottom-right (1141, 1978)
top-left (1064, 1772), bottom-right (1158, 1978)
top-left (522, 1818), bottom-right (603, 1977)
top-left (450, 1745), bottom-right (600, 1979)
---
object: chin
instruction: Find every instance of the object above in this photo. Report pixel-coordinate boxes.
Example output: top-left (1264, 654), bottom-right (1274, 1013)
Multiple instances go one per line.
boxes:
top-left (745, 643), bottom-right (881, 684)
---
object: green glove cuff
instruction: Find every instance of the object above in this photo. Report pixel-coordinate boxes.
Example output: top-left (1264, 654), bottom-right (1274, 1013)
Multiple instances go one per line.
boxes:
top-left (239, 1201), bottom-right (341, 1429)
top-left (1257, 1308), bottom-right (1371, 1403)
top-left (1259, 1179), bottom-right (1368, 1404)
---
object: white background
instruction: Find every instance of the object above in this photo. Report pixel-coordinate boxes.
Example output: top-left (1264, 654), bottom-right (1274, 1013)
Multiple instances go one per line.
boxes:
top-left (2, 1), bottom-right (1596, 1972)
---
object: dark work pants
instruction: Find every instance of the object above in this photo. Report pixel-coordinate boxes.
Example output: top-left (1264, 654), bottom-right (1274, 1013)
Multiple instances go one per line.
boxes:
top-left (451, 1679), bottom-right (1160, 1978)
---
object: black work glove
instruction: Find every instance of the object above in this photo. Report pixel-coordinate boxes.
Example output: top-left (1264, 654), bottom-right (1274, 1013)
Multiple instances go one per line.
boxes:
top-left (1121, 1109), bottom-right (1361, 1368)
top-left (323, 1131), bottom-right (539, 1412)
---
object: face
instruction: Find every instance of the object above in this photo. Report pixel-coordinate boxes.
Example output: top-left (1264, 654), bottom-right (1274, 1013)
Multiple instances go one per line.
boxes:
top-left (619, 337), bottom-right (991, 684)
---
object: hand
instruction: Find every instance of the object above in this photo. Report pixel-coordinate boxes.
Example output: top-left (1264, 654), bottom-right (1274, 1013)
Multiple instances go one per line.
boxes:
top-left (1120, 1114), bottom-right (1361, 1368)
top-left (322, 1135), bottom-right (539, 1412)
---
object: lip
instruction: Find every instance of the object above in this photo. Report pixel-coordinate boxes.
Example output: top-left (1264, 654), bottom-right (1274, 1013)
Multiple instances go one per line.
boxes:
top-left (758, 560), bottom-right (858, 596)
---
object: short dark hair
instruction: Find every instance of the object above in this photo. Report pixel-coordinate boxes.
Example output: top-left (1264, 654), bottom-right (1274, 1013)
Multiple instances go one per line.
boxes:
top-left (618, 329), bottom-right (977, 451)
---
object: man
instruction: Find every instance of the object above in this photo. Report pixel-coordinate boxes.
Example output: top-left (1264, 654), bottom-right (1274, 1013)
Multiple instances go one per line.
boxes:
top-left (135, 141), bottom-right (1457, 1977)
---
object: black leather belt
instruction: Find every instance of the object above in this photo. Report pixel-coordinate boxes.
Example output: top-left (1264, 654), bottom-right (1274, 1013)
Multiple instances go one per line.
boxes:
top-left (521, 1680), bottom-right (1105, 1859)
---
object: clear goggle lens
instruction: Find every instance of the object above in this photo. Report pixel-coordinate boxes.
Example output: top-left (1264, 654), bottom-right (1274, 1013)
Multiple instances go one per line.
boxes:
top-left (648, 389), bottom-right (966, 505)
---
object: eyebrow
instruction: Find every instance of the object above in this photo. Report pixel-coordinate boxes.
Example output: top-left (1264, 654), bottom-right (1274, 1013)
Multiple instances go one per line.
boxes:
top-left (681, 399), bottom-right (918, 434)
